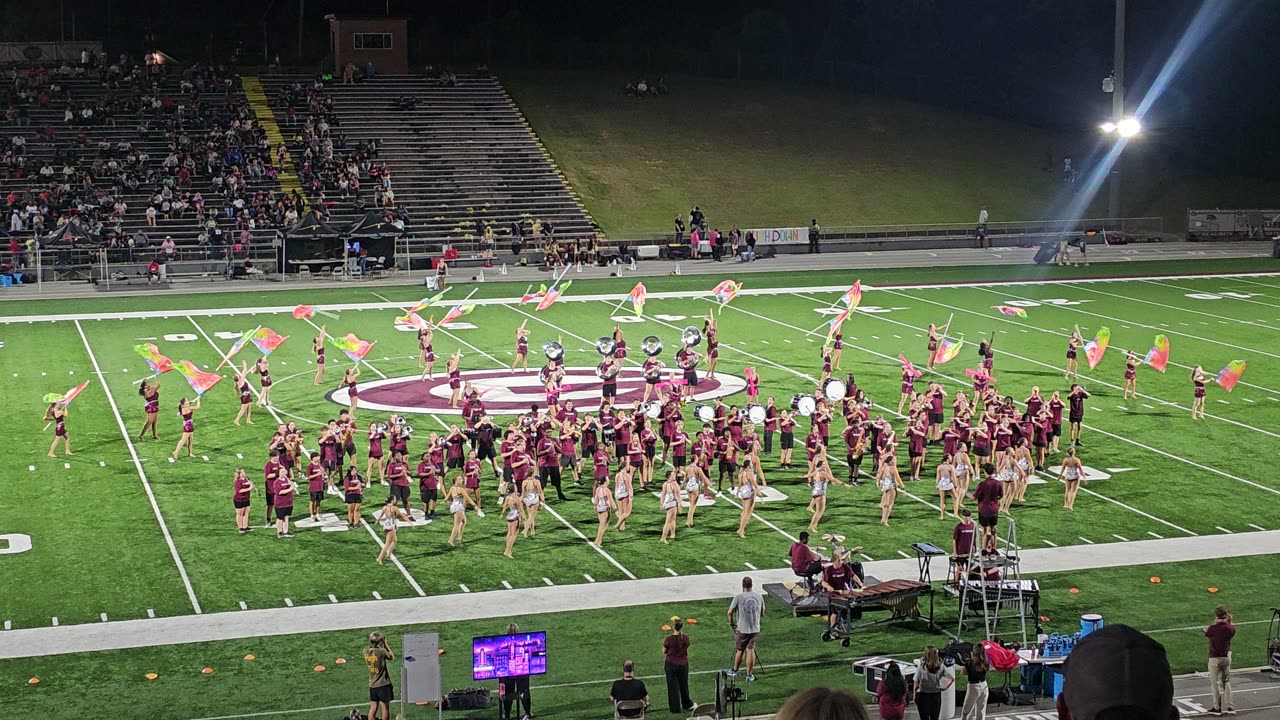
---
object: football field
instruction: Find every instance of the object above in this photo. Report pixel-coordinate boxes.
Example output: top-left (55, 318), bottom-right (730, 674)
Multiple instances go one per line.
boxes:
top-left (3, 263), bottom-right (1280, 635)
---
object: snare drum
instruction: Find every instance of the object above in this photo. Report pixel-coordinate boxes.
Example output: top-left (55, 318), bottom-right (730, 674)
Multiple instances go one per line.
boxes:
top-left (822, 378), bottom-right (847, 401)
top-left (694, 404), bottom-right (715, 423)
top-left (745, 404), bottom-right (766, 425)
top-left (791, 394), bottom-right (817, 417)
top-left (640, 402), bottom-right (662, 419)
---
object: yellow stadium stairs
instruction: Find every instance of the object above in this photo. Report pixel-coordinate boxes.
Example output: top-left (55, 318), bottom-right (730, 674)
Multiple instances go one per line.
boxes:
top-left (242, 75), bottom-right (305, 203)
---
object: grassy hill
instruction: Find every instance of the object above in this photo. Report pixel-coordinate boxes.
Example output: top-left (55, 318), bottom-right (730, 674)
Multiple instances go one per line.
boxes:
top-left (503, 69), bottom-right (1280, 235)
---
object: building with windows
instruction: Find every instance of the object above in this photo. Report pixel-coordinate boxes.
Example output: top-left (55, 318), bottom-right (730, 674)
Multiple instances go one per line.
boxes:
top-left (326, 15), bottom-right (409, 75)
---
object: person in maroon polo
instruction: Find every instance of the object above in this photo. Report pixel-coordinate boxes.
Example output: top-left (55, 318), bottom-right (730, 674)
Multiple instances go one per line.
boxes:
top-left (969, 463), bottom-right (1002, 555)
top-left (1205, 605), bottom-right (1236, 715)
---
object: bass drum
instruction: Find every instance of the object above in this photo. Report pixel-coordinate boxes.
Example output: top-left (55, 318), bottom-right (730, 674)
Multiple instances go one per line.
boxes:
top-left (822, 378), bottom-right (848, 401)
top-left (791, 394), bottom-right (817, 417)
top-left (745, 404), bottom-right (766, 425)
top-left (694, 404), bottom-right (716, 423)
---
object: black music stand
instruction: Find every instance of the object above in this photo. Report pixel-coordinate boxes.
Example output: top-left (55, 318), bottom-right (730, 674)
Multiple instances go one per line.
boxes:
top-left (911, 542), bottom-right (950, 638)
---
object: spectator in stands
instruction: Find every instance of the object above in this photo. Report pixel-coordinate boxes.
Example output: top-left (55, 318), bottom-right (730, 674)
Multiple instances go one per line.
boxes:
top-left (365, 61), bottom-right (377, 79)
top-left (1056, 624), bottom-right (1177, 720)
top-left (610, 660), bottom-right (648, 718)
top-left (161, 236), bottom-right (176, 260)
top-left (146, 258), bottom-right (161, 285)
top-left (778, 687), bottom-right (870, 720)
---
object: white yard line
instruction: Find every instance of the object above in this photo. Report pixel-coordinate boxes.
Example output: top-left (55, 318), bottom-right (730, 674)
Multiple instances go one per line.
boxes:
top-left (1144, 279), bottom-right (1280, 310)
top-left (75, 320), bottom-right (202, 615)
top-left (185, 316), bottom-right (425, 596)
top-left (4, 530), bottom-right (1277, 660)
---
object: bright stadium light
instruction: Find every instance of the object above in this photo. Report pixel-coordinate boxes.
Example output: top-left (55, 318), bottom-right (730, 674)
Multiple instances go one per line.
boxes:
top-left (1116, 117), bottom-right (1141, 137)
top-left (1099, 122), bottom-right (1118, 133)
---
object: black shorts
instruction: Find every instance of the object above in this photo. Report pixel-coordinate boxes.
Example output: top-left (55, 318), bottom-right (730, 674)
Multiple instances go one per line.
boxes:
top-left (602, 384), bottom-right (617, 398)
top-left (684, 370), bottom-right (698, 386)
top-left (345, 493), bottom-right (363, 504)
top-left (974, 445), bottom-right (991, 457)
top-left (644, 446), bottom-right (656, 459)
top-left (265, 493), bottom-right (275, 507)
top-left (780, 433), bottom-right (794, 450)
top-left (1069, 414), bottom-right (1083, 424)
top-left (447, 457), bottom-right (463, 469)
top-left (233, 499), bottom-right (250, 509)
top-left (344, 444), bottom-right (357, 457)
top-left (321, 459), bottom-right (337, 470)
top-left (615, 445), bottom-right (628, 460)
top-left (477, 445), bottom-right (497, 461)
top-left (1033, 439), bottom-right (1047, 448)
top-left (908, 449), bottom-right (923, 459)
top-left (421, 487), bottom-right (438, 503)
top-left (978, 511), bottom-right (999, 528)
top-left (559, 454), bottom-right (577, 468)
top-left (502, 466), bottom-right (514, 483)
top-left (1051, 423), bottom-right (1062, 438)
top-left (370, 684), bottom-right (394, 704)
top-left (390, 485), bottom-right (410, 504)
top-left (929, 412), bottom-right (944, 424)
top-left (275, 506), bottom-right (293, 520)
top-left (583, 443), bottom-right (597, 457)
top-left (309, 491), bottom-right (324, 502)
top-left (672, 455), bottom-right (687, 467)
top-left (719, 461), bottom-right (737, 475)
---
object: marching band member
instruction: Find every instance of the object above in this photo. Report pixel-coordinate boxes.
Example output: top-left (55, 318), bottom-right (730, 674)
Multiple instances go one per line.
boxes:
top-left (233, 362), bottom-right (254, 426)
top-left (1123, 350), bottom-right (1139, 400)
top-left (446, 350), bottom-right (463, 408)
top-left (926, 322), bottom-right (940, 370)
top-left (375, 498), bottom-right (410, 564)
top-left (502, 482), bottom-right (524, 558)
top-left (659, 470), bottom-right (681, 544)
top-left (344, 465), bottom-right (365, 529)
top-left (612, 462), bottom-right (634, 532)
top-left (445, 476), bottom-right (468, 547)
top-left (734, 466), bottom-right (760, 539)
top-left (511, 320), bottom-right (531, 371)
top-left (418, 322), bottom-right (435, 378)
top-left (232, 468), bottom-right (254, 533)
top-left (138, 377), bottom-right (161, 439)
top-left (254, 355), bottom-right (273, 407)
top-left (641, 353), bottom-right (664, 403)
top-left (806, 458), bottom-right (845, 533)
top-left (1058, 446), bottom-right (1085, 510)
top-left (675, 344), bottom-right (700, 399)
top-left (877, 445), bottom-right (905, 526)
top-left (171, 396), bottom-right (200, 459)
top-left (366, 421), bottom-right (387, 483)
top-left (936, 452), bottom-right (960, 519)
top-left (592, 476), bottom-right (617, 546)
top-left (1063, 332), bottom-right (1082, 380)
top-left (703, 315), bottom-right (720, 379)
top-left (1191, 365), bottom-right (1207, 420)
top-left (312, 325), bottom-right (327, 386)
top-left (682, 461), bottom-right (713, 528)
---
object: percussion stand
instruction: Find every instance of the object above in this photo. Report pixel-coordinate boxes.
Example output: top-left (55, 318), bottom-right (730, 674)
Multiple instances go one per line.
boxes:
top-left (911, 542), bottom-right (951, 638)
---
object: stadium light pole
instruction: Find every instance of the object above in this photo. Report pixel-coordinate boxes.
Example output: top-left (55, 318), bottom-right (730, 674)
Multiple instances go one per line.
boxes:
top-left (1108, 0), bottom-right (1126, 221)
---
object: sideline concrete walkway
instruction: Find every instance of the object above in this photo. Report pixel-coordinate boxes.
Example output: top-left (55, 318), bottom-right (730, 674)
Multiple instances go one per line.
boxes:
top-left (3, 530), bottom-right (1276, 660)
top-left (2, 241), bottom-right (1271, 302)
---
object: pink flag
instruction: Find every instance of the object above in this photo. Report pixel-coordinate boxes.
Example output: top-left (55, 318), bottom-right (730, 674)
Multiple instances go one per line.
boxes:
top-left (842, 281), bottom-right (862, 310)
top-left (174, 360), bottom-right (223, 396)
top-left (1216, 360), bottom-right (1246, 393)
top-left (992, 305), bottom-right (1028, 318)
top-left (898, 354), bottom-right (922, 378)
top-left (1142, 335), bottom-right (1169, 373)
top-left (250, 328), bottom-right (288, 355)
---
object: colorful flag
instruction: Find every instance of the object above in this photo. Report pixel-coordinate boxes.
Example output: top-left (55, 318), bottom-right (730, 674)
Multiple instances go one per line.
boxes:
top-left (439, 302), bottom-right (476, 326)
top-left (134, 343), bottom-right (174, 375)
top-left (965, 368), bottom-right (996, 383)
top-left (226, 326), bottom-right (262, 361)
top-left (536, 280), bottom-right (572, 311)
top-left (627, 282), bottom-right (647, 317)
top-left (826, 306), bottom-right (853, 343)
top-left (520, 285), bottom-right (546, 305)
top-left (43, 380), bottom-right (91, 405)
top-left (842, 281), bottom-right (862, 310)
top-left (898, 354), bottom-right (923, 378)
top-left (1216, 360), bottom-right (1246, 393)
top-left (992, 305), bottom-right (1028, 318)
top-left (174, 360), bottom-right (223, 396)
top-left (329, 333), bottom-right (377, 364)
top-left (1084, 327), bottom-right (1111, 370)
top-left (292, 305), bottom-right (315, 320)
top-left (933, 338), bottom-right (965, 366)
top-left (1143, 334), bottom-right (1170, 373)
top-left (250, 327), bottom-right (289, 355)
top-left (407, 289), bottom-right (450, 315)
top-left (395, 312), bottom-right (431, 331)
top-left (711, 280), bottom-right (742, 305)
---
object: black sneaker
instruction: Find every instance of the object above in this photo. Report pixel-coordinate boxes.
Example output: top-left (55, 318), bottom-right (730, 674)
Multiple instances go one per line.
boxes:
top-left (281, 532), bottom-right (295, 538)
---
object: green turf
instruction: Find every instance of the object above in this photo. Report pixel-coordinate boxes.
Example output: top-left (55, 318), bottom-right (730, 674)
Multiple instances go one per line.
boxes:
top-left (2, 255), bottom-right (1276, 318)
top-left (3, 554), bottom-right (1275, 720)
top-left (3, 267), bottom-right (1278, 630)
top-left (501, 70), bottom-right (1280, 235)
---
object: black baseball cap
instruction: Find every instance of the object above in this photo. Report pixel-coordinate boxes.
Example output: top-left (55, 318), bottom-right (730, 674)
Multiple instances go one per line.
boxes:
top-left (1059, 624), bottom-right (1175, 720)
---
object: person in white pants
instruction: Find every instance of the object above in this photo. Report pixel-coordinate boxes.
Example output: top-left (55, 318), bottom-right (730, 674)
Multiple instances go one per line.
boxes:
top-left (1204, 605), bottom-right (1236, 715)
top-left (958, 644), bottom-right (989, 720)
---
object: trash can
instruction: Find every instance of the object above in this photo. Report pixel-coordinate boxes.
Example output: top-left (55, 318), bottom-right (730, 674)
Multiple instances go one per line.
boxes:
top-left (1081, 613), bottom-right (1104, 637)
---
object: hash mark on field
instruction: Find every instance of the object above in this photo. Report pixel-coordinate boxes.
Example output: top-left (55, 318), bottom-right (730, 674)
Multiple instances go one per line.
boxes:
top-left (146, 609), bottom-right (155, 618)
top-left (3, 620), bottom-right (9, 630)
top-left (63, 462), bottom-right (70, 469)
top-left (1078, 537), bottom-right (1094, 544)
top-left (1250, 524), bottom-right (1267, 531)
top-left (784, 339), bottom-right (792, 343)
top-left (1142, 403), bottom-right (1155, 409)
top-left (99, 460), bottom-right (106, 467)
top-left (27, 465), bottom-right (34, 472)
top-left (1113, 534), bottom-right (1129, 542)
top-left (760, 340), bottom-right (769, 344)
top-left (1217, 399), bottom-right (1230, 404)
top-left (583, 574), bottom-right (596, 583)
top-left (459, 584), bottom-right (471, 593)
top-left (40, 372), bottom-right (46, 376)
top-left (1042, 540), bottom-right (1058, 547)
top-left (51, 617), bottom-right (58, 627)
top-left (371, 591), bottom-right (382, 600)
top-left (236, 453), bottom-right (243, 459)
top-left (1148, 532), bottom-right (1164, 539)
top-left (666, 568), bottom-right (679, 576)
top-left (168, 457), bottom-right (175, 463)
top-left (201, 455), bottom-right (209, 462)
top-left (744, 562), bottom-right (758, 570)
top-left (705, 565), bottom-right (720, 573)
top-left (328, 594), bottom-right (338, 604)
top-left (501, 580), bottom-right (513, 589)
top-left (871, 335), bottom-right (880, 340)
top-left (100, 613), bottom-right (109, 622)
top-left (284, 598), bottom-right (294, 607)
top-left (239, 601), bottom-right (247, 610)
top-left (1116, 405), bottom-right (1127, 410)
top-left (897, 550), bottom-right (912, 559)
top-left (1199, 321), bottom-right (1210, 325)
top-left (893, 334), bottom-right (902, 339)
top-left (1216, 526), bottom-right (1234, 534)
top-left (543, 577), bottom-right (554, 586)
top-left (1243, 398), bottom-right (1255, 403)
top-left (860, 553), bottom-right (874, 562)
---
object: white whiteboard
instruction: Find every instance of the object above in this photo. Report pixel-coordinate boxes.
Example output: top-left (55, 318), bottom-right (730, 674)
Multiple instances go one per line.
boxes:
top-left (402, 632), bottom-right (441, 703)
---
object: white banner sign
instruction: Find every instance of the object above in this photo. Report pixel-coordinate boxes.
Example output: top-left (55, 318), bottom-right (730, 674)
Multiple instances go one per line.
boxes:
top-left (746, 226), bottom-right (809, 245)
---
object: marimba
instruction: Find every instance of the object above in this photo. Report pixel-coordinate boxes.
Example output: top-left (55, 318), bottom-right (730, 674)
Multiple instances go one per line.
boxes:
top-left (825, 579), bottom-right (935, 644)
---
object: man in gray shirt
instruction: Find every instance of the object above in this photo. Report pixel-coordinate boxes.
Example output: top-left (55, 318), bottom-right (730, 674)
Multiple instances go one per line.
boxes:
top-left (725, 576), bottom-right (763, 681)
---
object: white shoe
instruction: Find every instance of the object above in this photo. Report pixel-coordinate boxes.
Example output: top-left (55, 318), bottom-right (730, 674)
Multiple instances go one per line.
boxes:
top-left (476, 509), bottom-right (486, 518)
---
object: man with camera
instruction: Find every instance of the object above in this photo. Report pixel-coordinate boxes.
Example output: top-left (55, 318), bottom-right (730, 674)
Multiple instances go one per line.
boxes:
top-left (726, 576), bottom-right (763, 682)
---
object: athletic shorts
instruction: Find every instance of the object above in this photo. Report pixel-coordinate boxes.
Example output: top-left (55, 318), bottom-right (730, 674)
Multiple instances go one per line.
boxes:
top-left (672, 455), bottom-right (687, 468)
top-left (421, 488), bottom-right (438, 503)
top-left (602, 384), bottom-right (617, 398)
top-left (974, 445), bottom-right (991, 457)
top-left (447, 457), bottom-right (463, 470)
top-left (780, 433), bottom-right (794, 450)
top-left (734, 632), bottom-right (758, 652)
top-left (321, 459), bottom-right (337, 470)
top-left (477, 445), bottom-right (497, 461)
top-left (929, 412), bottom-right (944, 424)
top-left (370, 684), bottom-right (394, 704)
top-left (1069, 414), bottom-right (1083, 424)
top-left (345, 493), bottom-right (363, 504)
top-left (309, 491), bottom-right (324, 502)
top-left (908, 449), bottom-right (923, 459)
top-left (390, 485), bottom-right (410, 504)
top-left (978, 511), bottom-right (999, 529)
top-left (275, 506), bottom-right (293, 520)
top-left (559, 455), bottom-right (577, 468)
top-left (1051, 424), bottom-right (1062, 438)
top-left (719, 461), bottom-right (738, 475)
top-left (233, 499), bottom-right (250, 509)
top-left (502, 466), bottom-right (514, 484)
top-left (684, 370), bottom-right (698, 386)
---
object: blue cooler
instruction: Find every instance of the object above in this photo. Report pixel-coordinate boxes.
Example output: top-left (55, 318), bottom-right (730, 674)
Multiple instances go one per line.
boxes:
top-left (1080, 614), bottom-right (1104, 637)
top-left (0, 275), bottom-right (11, 288)
top-left (1044, 666), bottom-right (1067, 699)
